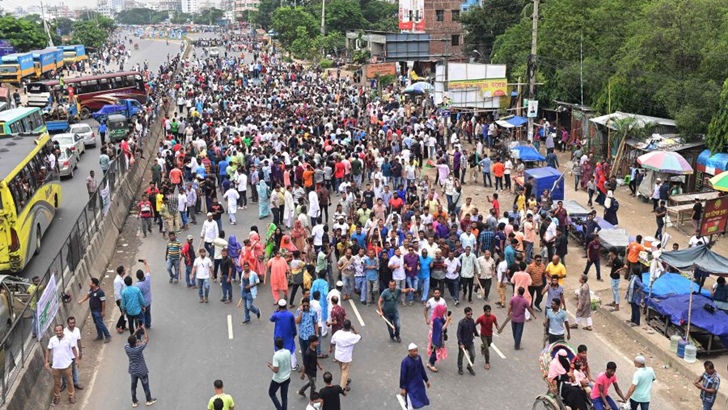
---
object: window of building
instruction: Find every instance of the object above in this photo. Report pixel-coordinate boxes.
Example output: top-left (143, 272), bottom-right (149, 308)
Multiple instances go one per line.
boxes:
top-left (451, 10), bottom-right (460, 21)
top-left (451, 35), bottom-right (460, 46)
top-left (436, 10), bottom-right (444, 21)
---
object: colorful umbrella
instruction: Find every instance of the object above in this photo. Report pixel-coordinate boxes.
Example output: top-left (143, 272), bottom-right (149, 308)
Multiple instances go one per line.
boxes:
top-left (637, 151), bottom-right (694, 174)
top-left (709, 171), bottom-right (728, 192)
top-left (404, 81), bottom-right (434, 94)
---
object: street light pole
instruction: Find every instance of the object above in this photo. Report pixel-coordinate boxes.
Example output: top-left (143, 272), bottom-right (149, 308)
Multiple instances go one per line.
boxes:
top-left (320, 0), bottom-right (326, 35)
top-left (527, 0), bottom-right (540, 142)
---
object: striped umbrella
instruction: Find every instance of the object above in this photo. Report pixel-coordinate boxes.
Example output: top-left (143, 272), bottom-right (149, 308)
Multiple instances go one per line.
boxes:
top-left (637, 151), bottom-right (694, 174)
top-left (709, 171), bottom-right (728, 192)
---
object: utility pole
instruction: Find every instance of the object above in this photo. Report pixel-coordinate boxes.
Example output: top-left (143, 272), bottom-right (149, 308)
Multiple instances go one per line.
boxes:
top-left (40, 0), bottom-right (55, 47)
top-left (320, 0), bottom-right (326, 35)
top-left (526, 0), bottom-right (539, 142)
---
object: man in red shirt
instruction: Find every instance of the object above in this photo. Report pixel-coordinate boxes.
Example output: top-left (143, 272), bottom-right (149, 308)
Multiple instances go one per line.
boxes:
top-left (475, 305), bottom-right (499, 370)
top-left (138, 194), bottom-right (154, 238)
top-left (492, 159), bottom-right (505, 191)
top-left (389, 192), bottom-right (405, 213)
top-left (584, 234), bottom-right (602, 280)
top-left (169, 166), bottom-right (183, 189)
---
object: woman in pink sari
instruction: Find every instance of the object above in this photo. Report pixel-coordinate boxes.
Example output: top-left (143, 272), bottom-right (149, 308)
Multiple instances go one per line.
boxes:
top-left (426, 304), bottom-right (451, 372)
top-left (248, 231), bottom-right (266, 283)
top-left (290, 220), bottom-right (308, 252)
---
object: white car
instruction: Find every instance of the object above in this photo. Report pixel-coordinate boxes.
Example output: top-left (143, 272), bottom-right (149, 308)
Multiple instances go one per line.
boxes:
top-left (57, 148), bottom-right (78, 179)
top-left (52, 133), bottom-right (85, 158)
top-left (210, 48), bottom-right (220, 57)
top-left (69, 123), bottom-right (96, 147)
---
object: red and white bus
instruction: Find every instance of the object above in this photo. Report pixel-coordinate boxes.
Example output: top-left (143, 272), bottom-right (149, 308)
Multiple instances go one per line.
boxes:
top-left (26, 71), bottom-right (147, 119)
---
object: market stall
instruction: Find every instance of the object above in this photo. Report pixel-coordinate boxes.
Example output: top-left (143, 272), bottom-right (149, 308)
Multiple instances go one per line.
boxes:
top-left (644, 246), bottom-right (728, 355)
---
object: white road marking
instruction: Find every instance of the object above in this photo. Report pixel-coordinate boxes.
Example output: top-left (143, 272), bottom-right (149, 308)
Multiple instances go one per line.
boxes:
top-left (396, 394), bottom-right (408, 410)
top-left (348, 299), bottom-right (366, 327)
top-left (491, 343), bottom-right (507, 360)
top-left (227, 314), bottom-right (234, 339)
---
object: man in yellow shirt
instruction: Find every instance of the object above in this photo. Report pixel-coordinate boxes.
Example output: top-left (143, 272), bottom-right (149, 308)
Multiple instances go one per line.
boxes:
top-left (545, 255), bottom-right (567, 286)
top-left (208, 379), bottom-right (234, 410)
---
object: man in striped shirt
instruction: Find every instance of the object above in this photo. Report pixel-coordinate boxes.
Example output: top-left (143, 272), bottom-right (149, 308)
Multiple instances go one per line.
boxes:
top-left (165, 232), bottom-right (182, 283)
top-left (125, 327), bottom-right (157, 407)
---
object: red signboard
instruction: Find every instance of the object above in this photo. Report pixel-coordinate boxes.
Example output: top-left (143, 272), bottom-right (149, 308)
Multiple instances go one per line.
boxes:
top-left (699, 197), bottom-right (728, 237)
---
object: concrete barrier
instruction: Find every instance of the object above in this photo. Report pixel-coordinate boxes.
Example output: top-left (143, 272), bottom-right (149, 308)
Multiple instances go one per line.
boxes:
top-left (3, 47), bottom-right (190, 410)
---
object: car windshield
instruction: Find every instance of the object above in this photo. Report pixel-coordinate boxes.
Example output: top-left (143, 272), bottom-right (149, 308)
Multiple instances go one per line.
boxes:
top-left (73, 125), bottom-right (91, 133)
top-left (58, 151), bottom-right (70, 160)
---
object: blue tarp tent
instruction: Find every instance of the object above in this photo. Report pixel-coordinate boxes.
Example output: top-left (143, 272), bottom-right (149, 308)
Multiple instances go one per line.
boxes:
top-left (525, 167), bottom-right (564, 200)
top-left (505, 116), bottom-right (528, 127)
top-left (697, 149), bottom-right (728, 175)
top-left (512, 145), bottom-right (545, 162)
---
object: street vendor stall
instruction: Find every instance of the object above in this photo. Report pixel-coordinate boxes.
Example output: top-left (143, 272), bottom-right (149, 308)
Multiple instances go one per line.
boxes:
top-left (644, 246), bottom-right (728, 355)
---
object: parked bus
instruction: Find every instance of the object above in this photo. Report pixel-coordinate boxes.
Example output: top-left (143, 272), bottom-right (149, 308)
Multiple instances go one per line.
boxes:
top-left (26, 71), bottom-right (147, 119)
top-left (0, 131), bottom-right (61, 272)
top-left (0, 107), bottom-right (47, 136)
top-left (0, 107), bottom-right (46, 136)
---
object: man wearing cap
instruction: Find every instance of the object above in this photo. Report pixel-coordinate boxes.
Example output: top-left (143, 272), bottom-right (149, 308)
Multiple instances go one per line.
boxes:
top-left (270, 299), bottom-right (298, 369)
top-left (201, 212), bottom-right (220, 259)
top-left (399, 343), bottom-right (430, 409)
top-left (623, 355), bottom-right (655, 410)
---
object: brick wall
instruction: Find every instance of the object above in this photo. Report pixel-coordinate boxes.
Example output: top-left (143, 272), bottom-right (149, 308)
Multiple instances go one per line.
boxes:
top-left (424, 0), bottom-right (465, 60)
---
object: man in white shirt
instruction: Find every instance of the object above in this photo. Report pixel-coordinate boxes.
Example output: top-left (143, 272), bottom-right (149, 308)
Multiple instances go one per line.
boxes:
top-left (191, 248), bottom-right (213, 303)
top-left (236, 171), bottom-right (248, 209)
top-left (444, 254), bottom-right (462, 305)
top-left (477, 250), bottom-right (496, 301)
top-left (222, 186), bottom-right (240, 225)
top-left (388, 248), bottom-right (406, 303)
top-left (329, 320), bottom-right (361, 391)
top-left (114, 265), bottom-right (128, 333)
top-left (177, 188), bottom-right (189, 230)
top-left (61, 316), bottom-right (83, 391)
top-left (200, 212), bottom-right (220, 259)
top-left (46, 324), bottom-right (79, 405)
top-left (308, 189), bottom-right (321, 226)
top-left (311, 223), bottom-right (325, 250)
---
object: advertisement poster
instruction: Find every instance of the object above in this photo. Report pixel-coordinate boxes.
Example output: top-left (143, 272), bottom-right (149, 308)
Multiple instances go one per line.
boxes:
top-left (527, 99), bottom-right (539, 118)
top-left (399, 0), bottom-right (424, 31)
top-left (699, 197), bottom-right (728, 237)
top-left (448, 78), bottom-right (508, 97)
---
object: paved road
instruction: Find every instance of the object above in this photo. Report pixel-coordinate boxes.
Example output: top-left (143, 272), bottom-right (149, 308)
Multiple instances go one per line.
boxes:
top-left (80, 201), bottom-right (682, 410)
top-left (20, 37), bottom-right (183, 279)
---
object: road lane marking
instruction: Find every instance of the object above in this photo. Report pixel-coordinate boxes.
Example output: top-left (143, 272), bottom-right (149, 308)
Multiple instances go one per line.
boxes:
top-left (348, 299), bottom-right (366, 327)
top-left (491, 343), bottom-right (507, 360)
top-left (227, 314), bottom-right (234, 339)
top-left (396, 394), bottom-right (408, 410)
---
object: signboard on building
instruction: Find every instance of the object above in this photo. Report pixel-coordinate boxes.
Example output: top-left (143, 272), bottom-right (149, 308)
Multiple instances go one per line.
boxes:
top-left (0, 40), bottom-right (16, 58)
top-left (699, 197), bottom-right (728, 237)
top-left (399, 0), bottom-right (425, 31)
top-left (447, 78), bottom-right (508, 97)
top-left (365, 63), bottom-right (397, 79)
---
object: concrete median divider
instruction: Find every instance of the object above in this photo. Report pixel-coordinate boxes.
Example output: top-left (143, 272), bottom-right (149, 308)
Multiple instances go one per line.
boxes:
top-left (3, 44), bottom-right (191, 410)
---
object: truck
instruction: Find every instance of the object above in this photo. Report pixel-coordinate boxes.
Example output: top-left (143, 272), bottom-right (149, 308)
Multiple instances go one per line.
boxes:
top-left (91, 99), bottom-right (144, 124)
top-left (0, 53), bottom-right (34, 84)
top-left (53, 48), bottom-right (66, 73)
top-left (31, 48), bottom-right (57, 80)
top-left (43, 96), bottom-right (80, 133)
top-left (57, 45), bottom-right (87, 65)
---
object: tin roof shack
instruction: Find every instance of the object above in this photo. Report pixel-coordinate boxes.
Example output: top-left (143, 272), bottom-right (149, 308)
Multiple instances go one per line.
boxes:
top-left (552, 101), bottom-right (594, 149)
top-left (622, 136), bottom-right (705, 193)
top-left (587, 111), bottom-right (679, 164)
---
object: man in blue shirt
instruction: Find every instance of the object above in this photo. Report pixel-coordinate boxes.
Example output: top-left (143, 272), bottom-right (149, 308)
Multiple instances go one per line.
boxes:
top-left (135, 260), bottom-right (153, 329)
top-left (418, 249), bottom-right (433, 303)
top-left (363, 249), bottom-right (379, 304)
top-left (295, 297), bottom-right (320, 357)
top-left (121, 276), bottom-right (147, 340)
top-left (350, 226), bottom-right (367, 250)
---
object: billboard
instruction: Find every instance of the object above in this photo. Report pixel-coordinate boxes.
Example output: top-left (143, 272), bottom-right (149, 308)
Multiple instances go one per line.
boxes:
top-left (365, 63), bottom-right (397, 79)
top-left (447, 78), bottom-right (508, 97)
top-left (399, 0), bottom-right (425, 31)
top-left (699, 197), bottom-right (728, 237)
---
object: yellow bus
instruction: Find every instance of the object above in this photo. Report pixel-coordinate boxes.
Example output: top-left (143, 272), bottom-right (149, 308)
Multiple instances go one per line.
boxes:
top-left (0, 107), bottom-right (47, 136)
top-left (0, 131), bottom-right (61, 272)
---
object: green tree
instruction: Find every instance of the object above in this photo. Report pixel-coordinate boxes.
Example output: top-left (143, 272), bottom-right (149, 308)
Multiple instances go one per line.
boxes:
top-left (707, 79), bottom-right (728, 153)
top-left (71, 20), bottom-right (109, 50)
top-left (116, 8), bottom-right (168, 25)
top-left (322, 0), bottom-right (367, 33)
top-left (361, 0), bottom-right (397, 31)
top-left (53, 17), bottom-right (74, 35)
top-left (0, 15), bottom-right (49, 51)
top-left (194, 8), bottom-right (225, 25)
top-left (256, 0), bottom-right (279, 29)
top-left (290, 26), bottom-right (317, 59)
top-left (460, 0), bottom-right (527, 62)
top-left (170, 12), bottom-right (193, 24)
top-left (271, 7), bottom-right (317, 49)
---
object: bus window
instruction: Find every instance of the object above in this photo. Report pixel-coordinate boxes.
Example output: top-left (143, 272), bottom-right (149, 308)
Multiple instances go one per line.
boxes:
top-left (99, 78), bottom-right (109, 90)
top-left (9, 122), bottom-right (21, 134)
top-left (125, 75), bottom-right (135, 87)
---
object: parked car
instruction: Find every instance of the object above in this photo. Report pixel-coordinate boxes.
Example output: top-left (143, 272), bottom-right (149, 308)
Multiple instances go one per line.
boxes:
top-left (57, 148), bottom-right (78, 178)
top-left (52, 133), bottom-right (85, 157)
top-left (209, 48), bottom-right (220, 57)
top-left (69, 123), bottom-right (96, 147)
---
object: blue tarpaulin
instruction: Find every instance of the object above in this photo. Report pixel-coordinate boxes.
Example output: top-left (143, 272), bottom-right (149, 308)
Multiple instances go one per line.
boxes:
top-left (513, 146), bottom-right (546, 162)
top-left (640, 273), bottom-right (711, 298)
top-left (659, 245), bottom-right (728, 275)
top-left (506, 116), bottom-right (528, 127)
top-left (645, 294), bottom-right (728, 342)
top-left (697, 149), bottom-right (728, 174)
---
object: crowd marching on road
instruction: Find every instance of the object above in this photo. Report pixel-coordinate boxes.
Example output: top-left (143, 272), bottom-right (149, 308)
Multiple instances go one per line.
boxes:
top-left (53, 27), bottom-right (721, 410)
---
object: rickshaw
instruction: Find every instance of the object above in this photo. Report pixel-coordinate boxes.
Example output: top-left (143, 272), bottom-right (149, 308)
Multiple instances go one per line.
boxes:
top-left (533, 342), bottom-right (595, 410)
top-left (107, 114), bottom-right (132, 142)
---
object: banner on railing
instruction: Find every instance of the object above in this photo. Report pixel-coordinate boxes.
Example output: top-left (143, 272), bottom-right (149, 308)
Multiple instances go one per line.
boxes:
top-left (101, 181), bottom-right (111, 216)
top-left (35, 274), bottom-right (59, 340)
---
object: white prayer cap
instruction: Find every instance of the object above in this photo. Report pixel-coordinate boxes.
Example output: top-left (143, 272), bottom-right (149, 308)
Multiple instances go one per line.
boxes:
top-left (408, 343), bottom-right (418, 350)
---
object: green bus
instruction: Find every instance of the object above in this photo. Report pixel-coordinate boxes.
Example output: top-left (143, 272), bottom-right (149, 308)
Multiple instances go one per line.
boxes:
top-left (0, 107), bottom-right (47, 137)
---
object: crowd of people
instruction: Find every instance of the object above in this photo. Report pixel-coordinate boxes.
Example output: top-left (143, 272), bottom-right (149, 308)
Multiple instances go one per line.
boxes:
top-left (44, 27), bottom-right (723, 410)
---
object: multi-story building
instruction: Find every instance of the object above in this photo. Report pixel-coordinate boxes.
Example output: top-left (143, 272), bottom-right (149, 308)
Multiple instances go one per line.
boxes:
top-left (233, 0), bottom-right (258, 20)
top-left (399, 0), bottom-right (469, 61)
top-left (97, 0), bottom-right (113, 17)
top-left (181, 0), bottom-right (199, 14)
top-left (158, 0), bottom-right (182, 11)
